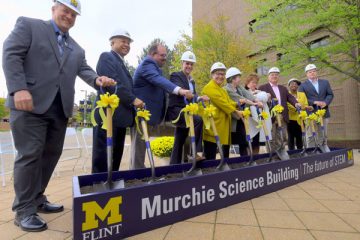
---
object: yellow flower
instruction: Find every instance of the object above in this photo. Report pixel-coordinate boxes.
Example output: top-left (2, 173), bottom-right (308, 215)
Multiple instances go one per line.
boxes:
top-left (271, 104), bottom-right (284, 117)
top-left (298, 110), bottom-right (308, 120)
top-left (184, 103), bottom-right (199, 115)
top-left (308, 113), bottom-right (319, 122)
top-left (150, 136), bottom-right (175, 158)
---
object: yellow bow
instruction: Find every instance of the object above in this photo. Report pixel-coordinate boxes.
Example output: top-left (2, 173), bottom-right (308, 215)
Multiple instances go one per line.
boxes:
top-left (242, 107), bottom-right (251, 119)
top-left (256, 111), bottom-right (269, 129)
top-left (135, 109), bottom-right (152, 136)
top-left (298, 110), bottom-right (308, 120)
top-left (316, 109), bottom-right (326, 117)
top-left (199, 104), bottom-right (216, 129)
top-left (308, 113), bottom-right (319, 122)
top-left (172, 103), bottom-right (199, 128)
top-left (91, 92), bottom-right (120, 130)
top-left (271, 104), bottom-right (284, 117)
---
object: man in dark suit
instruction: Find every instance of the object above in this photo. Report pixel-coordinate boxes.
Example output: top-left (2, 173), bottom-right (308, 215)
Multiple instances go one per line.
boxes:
top-left (2, 0), bottom-right (115, 232)
top-left (258, 67), bottom-right (300, 152)
top-left (166, 51), bottom-right (209, 164)
top-left (92, 29), bottom-right (144, 173)
top-left (298, 64), bottom-right (334, 147)
top-left (130, 44), bottom-right (193, 169)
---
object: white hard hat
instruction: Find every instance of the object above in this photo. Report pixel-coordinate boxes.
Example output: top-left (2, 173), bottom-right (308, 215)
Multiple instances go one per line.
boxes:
top-left (305, 64), bottom-right (317, 72)
top-left (181, 51), bottom-right (196, 63)
top-left (55, 0), bottom-right (81, 15)
top-left (109, 28), bottom-right (133, 42)
top-left (210, 62), bottom-right (226, 73)
top-left (268, 67), bottom-right (280, 74)
top-left (288, 78), bottom-right (301, 86)
top-left (226, 67), bottom-right (242, 79)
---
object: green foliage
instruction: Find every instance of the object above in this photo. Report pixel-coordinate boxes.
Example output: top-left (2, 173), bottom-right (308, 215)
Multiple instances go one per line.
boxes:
top-left (0, 98), bottom-right (9, 120)
top-left (150, 136), bottom-right (174, 158)
top-left (137, 38), bottom-right (173, 79)
top-left (191, 15), bottom-right (254, 90)
top-left (247, 0), bottom-right (360, 82)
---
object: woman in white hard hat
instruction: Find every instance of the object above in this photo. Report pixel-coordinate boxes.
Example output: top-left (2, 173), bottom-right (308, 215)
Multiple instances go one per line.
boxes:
top-left (223, 67), bottom-right (260, 156)
top-left (201, 62), bottom-right (243, 160)
top-left (287, 78), bottom-right (311, 150)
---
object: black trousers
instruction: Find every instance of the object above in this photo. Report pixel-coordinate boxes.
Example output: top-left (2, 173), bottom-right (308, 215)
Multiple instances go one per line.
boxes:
top-left (231, 120), bottom-right (249, 156)
top-left (203, 140), bottom-right (230, 160)
top-left (92, 126), bottom-right (126, 173)
top-left (11, 92), bottom-right (67, 218)
top-left (287, 120), bottom-right (303, 150)
top-left (170, 115), bottom-right (203, 164)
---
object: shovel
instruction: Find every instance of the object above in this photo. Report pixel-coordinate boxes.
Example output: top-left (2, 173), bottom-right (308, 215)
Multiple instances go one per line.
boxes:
top-left (296, 107), bottom-right (308, 156)
top-left (272, 99), bottom-right (289, 160)
top-left (93, 87), bottom-right (125, 191)
top-left (137, 107), bottom-right (163, 183)
top-left (183, 97), bottom-right (202, 176)
top-left (314, 106), bottom-right (330, 153)
top-left (240, 105), bottom-right (256, 166)
top-left (201, 100), bottom-right (230, 171)
top-left (257, 107), bottom-right (273, 162)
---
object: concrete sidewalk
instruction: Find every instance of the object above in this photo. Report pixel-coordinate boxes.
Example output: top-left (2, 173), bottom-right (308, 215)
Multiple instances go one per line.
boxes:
top-left (0, 148), bottom-right (359, 240)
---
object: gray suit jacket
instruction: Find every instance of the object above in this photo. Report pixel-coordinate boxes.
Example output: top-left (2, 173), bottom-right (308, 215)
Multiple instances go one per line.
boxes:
top-left (298, 79), bottom-right (334, 118)
top-left (2, 17), bottom-right (98, 117)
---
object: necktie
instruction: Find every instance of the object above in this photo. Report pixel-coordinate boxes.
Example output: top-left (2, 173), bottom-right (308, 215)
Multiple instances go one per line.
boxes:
top-left (57, 33), bottom-right (65, 56)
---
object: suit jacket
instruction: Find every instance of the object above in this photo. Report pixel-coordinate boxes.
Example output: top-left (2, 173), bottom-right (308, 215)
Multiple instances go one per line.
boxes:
top-left (133, 56), bottom-right (178, 126)
top-left (258, 83), bottom-right (297, 123)
top-left (2, 17), bottom-right (98, 117)
top-left (166, 71), bottom-right (197, 127)
top-left (298, 79), bottom-right (334, 118)
top-left (96, 51), bottom-right (136, 128)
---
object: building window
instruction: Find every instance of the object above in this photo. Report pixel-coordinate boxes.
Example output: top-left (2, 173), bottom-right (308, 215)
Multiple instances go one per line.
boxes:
top-left (256, 59), bottom-right (269, 76)
top-left (309, 36), bottom-right (329, 50)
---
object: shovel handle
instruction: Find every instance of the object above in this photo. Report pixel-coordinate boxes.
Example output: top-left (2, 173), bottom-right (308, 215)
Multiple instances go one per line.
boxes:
top-left (106, 108), bottom-right (113, 139)
top-left (100, 85), bottom-right (118, 95)
top-left (140, 119), bottom-right (149, 142)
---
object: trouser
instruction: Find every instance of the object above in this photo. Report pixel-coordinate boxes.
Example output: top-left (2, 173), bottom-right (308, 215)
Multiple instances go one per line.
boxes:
top-left (10, 93), bottom-right (67, 218)
top-left (92, 126), bottom-right (126, 173)
top-left (170, 115), bottom-right (203, 165)
top-left (287, 120), bottom-right (303, 150)
top-left (203, 140), bottom-right (229, 160)
top-left (306, 118), bottom-right (329, 147)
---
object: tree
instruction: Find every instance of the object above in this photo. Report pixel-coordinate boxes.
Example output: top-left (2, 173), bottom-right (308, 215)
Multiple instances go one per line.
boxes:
top-left (189, 15), bottom-right (254, 90)
top-left (0, 98), bottom-right (9, 120)
top-left (137, 38), bottom-right (173, 78)
top-left (247, 0), bottom-right (360, 82)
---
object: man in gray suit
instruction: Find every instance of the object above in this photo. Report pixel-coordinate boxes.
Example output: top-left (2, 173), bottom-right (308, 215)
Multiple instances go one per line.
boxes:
top-left (2, 0), bottom-right (115, 232)
top-left (298, 64), bottom-right (334, 147)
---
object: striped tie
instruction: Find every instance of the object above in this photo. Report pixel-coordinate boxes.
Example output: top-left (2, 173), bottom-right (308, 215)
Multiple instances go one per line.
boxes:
top-left (57, 33), bottom-right (65, 56)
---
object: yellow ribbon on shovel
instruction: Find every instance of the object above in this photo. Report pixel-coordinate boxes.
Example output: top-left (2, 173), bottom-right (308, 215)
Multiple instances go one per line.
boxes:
top-left (199, 104), bottom-right (217, 130)
top-left (256, 111), bottom-right (269, 129)
top-left (91, 92), bottom-right (120, 130)
top-left (315, 109), bottom-right (326, 126)
top-left (135, 109), bottom-right (152, 136)
top-left (172, 103), bottom-right (199, 128)
top-left (271, 104), bottom-right (284, 127)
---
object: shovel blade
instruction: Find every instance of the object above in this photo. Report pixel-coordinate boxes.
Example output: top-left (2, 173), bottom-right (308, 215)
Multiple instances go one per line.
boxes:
top-left (216, 162), bottom-right (231, 171)
top-left (319, 144), bottom-right (331, 153)
top-left (183, 168), bottom-right (203, 177)
top-left (275, 149), bottom-right (290, 160)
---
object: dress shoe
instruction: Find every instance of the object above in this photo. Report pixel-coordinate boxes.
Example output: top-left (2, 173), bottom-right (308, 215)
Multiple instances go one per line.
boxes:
top-left (196, 154), bottom-right (206, 162)
top-left (14, 214), bottom-right (47, 232)
top-left (37, 201), bottom-right (64, 214)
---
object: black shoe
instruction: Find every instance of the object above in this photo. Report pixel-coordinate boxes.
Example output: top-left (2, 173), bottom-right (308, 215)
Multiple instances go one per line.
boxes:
top-left (37, 201), bottom-right (64, 214)
top-left (14, 214), bottom-right (47, 232)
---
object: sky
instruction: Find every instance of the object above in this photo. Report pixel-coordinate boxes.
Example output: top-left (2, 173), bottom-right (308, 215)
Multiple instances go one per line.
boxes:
top-left (0, 0), bottom-right (192, 102)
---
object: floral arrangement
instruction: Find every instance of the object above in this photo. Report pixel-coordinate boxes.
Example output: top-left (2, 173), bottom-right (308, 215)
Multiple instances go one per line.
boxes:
top-left (150, 136), bottom-right (174, 158)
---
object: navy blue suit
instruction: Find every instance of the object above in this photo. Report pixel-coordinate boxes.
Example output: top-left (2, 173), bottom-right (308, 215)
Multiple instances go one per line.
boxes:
top-left (166, 71), bottom-right (203, 164)
top-left (133, 56), bottom-right (177, 126)
top-left (92, 51), bottom-right (136, 173)
top-left (298, 79), bottom-right (334, 118)
top-left (130, 56), bottom-right (179, 169)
